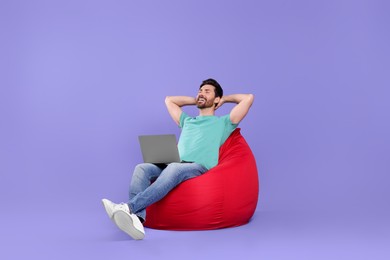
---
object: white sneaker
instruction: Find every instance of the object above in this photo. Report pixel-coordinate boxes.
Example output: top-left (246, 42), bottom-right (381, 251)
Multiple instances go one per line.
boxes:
top-left (113, 209), bottom-right (145, 240)
top-left (101, 198), bottom-right (130, 219)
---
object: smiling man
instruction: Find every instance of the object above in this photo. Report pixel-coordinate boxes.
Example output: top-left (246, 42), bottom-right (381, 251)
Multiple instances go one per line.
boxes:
top-left (102, 78), bottom-right (254, 240)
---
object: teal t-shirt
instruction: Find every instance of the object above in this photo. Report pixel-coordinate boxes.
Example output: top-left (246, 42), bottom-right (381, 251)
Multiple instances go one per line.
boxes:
top-left (178, 112), bottom-right (238, 170)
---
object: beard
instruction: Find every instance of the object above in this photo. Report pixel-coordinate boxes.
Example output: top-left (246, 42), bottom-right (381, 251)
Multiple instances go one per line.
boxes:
top-left (196, 96), bottom-right (214, 109)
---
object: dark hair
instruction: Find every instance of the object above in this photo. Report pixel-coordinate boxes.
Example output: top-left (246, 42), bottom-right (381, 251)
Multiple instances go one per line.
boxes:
top-left (199, 78), bottom-right (223, 98)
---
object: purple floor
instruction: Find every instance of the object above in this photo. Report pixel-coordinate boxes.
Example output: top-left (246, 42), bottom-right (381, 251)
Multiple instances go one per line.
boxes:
top-left (2, 203), bottom-right (389, 260)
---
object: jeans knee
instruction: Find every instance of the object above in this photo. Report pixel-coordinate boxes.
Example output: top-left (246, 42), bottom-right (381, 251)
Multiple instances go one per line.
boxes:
top-left (135, 162), bottom-right (156, 171)
top-left (134, 163), bottom-right (146, 172)
top-left (133, 163), bottom-right (150, 178)
top-left (133, 163), bottom-right (161, 182)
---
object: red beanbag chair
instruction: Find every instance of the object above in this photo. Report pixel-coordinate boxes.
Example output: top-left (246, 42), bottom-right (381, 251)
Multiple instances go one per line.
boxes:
top-left (144, 128), bottom-right (259, 230)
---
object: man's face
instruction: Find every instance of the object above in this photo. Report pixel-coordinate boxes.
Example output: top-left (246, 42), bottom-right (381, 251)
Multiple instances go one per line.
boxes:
top-left (196, 85), bottom-right (218, 109)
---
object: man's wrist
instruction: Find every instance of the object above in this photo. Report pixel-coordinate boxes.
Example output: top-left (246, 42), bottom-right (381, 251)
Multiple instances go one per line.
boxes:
top-left (167, 96), bottom-right (196, 107)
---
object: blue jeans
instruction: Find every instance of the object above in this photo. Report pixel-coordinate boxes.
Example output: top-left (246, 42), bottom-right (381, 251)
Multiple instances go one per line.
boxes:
top-left (127, 162), bottom-right (208, 221)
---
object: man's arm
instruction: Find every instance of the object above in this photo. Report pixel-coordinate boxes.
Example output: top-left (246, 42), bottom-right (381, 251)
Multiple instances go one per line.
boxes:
top-left (165, 96), bottom-right (196, 125)
top-left (215, 94), bottom-right (254, 124)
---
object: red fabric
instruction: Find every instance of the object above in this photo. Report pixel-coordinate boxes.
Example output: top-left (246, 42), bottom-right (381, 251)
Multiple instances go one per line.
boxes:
top-left (144, 128), bottom-right (259, 230)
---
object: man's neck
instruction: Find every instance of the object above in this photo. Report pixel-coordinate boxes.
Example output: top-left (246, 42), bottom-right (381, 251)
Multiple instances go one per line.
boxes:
top-left (198, 107), bottom-right (215, 116)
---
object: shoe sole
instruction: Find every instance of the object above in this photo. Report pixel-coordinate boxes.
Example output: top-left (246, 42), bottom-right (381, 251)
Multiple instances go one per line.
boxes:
top-left (113, 211), bottom-right (145, 240)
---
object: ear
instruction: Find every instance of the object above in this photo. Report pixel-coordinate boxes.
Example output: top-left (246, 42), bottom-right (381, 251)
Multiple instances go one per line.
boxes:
top-left (214, 96), bottom-right (221, 104)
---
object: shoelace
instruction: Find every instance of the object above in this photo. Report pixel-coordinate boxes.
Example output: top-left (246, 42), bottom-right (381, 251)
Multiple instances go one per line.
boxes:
top-left (115, 203), bottom-right (130, 213)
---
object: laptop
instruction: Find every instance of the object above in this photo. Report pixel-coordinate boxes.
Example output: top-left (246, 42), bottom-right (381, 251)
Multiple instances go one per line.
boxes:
top-left (138, 134), bottom-right (181, 164)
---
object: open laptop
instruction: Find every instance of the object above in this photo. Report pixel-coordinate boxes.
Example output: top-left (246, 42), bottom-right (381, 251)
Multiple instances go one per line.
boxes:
top-left (138, 134), bottom-right (181, 164)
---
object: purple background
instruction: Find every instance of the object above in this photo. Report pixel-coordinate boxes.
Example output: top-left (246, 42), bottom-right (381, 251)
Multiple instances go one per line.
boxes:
top-left (1, 0), bottom-right (389, 259)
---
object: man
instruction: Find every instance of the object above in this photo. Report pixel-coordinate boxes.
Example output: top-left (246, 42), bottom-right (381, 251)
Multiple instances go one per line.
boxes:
top-left (102, 78), bottom-right (254, 240)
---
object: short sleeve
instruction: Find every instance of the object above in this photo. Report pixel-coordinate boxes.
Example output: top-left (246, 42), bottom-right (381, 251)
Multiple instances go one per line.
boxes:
top-left (221, 114), bottom-right (238, 140)
top-left (223, 114), bottom-right (238, 127)
top-left (179, 112), bottom-right (190, 128)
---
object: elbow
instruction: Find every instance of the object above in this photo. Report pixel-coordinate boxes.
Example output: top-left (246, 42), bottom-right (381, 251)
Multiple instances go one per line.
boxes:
top-left (165, 96), bottom-right (172, 104)
top-left (247, 94), bottom-right (254, 105)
